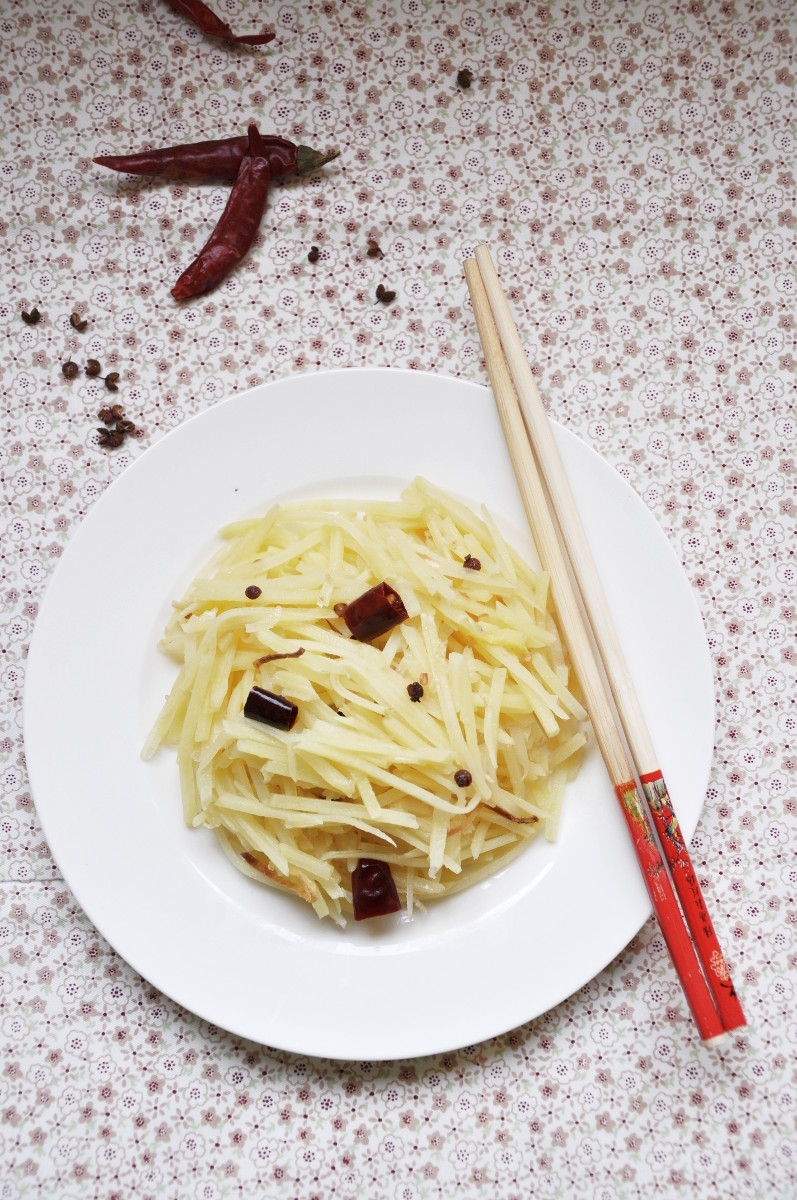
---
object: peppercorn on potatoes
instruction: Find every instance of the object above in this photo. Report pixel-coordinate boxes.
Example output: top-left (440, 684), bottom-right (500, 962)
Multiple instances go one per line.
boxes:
top-left (143, 478), bottom-right (587, 925)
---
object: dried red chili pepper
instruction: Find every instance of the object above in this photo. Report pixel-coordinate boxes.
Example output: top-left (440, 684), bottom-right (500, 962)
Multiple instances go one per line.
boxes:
top-left (94, 134), bottom-right (338, 183)
top-left (341, 582), bottom-right (408, 642)
top-left (161, 0), bottom-right (274, 44)
top-left (171, 124), bottom-right (272, 302)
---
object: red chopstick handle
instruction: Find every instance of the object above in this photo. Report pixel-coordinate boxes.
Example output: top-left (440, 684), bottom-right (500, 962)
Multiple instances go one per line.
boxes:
top-left (640, 771), bottom-right (746, 1033)
top-left (615, 781), bottom-right (725, 1044)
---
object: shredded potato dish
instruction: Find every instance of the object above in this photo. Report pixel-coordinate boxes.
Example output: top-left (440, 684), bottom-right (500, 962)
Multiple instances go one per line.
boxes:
top-left (143, 478), bottom-right (587, 924)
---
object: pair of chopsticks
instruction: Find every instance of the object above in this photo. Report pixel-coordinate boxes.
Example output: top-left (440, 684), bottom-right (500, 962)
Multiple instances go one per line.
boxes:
top-left (464, 245), bottom-right (745, 1045)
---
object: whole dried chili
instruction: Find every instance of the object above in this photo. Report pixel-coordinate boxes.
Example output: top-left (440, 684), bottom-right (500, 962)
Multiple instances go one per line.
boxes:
top-left (94, 134), bottom-right (338, 183)
top-left (171, 124), bottom-right (272, 302)
top-left (161, 0), bottom-right (274, 44)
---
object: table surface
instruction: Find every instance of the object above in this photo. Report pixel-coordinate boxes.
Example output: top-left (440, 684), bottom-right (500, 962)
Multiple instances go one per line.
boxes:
top-left (2, 0), bottom-right (795, 1196)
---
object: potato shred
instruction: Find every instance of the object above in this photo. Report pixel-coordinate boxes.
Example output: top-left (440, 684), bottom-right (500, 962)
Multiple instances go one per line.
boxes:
top-left (143, 478), bottom-right (587, 924)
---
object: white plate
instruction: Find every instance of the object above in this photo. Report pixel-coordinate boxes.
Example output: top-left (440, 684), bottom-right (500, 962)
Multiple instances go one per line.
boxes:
top-left (24, 369), bottom-right (714, 1060)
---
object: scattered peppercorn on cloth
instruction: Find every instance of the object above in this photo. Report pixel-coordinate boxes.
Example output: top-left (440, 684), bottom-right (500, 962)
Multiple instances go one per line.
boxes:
top-left (2, 0), bottom-right (796, 1196)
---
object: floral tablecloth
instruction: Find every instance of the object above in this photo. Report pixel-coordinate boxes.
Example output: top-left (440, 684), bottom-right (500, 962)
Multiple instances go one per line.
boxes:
top-left (2, 0), bottom-right (795, 1196)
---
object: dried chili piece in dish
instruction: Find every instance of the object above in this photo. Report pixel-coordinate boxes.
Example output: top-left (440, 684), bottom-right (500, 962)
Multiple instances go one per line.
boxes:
top-left (351, 859), bottom-right (401, 921)
top-left (171, 124), bottom-right (271, 301)
top-left (94, 135), bottom-right (338, 183)
top-left (162, 0), bottom-right (274, 44)
top-left (244, 686), bottom-right (298, 731)
top-left (341, 582), bottom-right (409, 642)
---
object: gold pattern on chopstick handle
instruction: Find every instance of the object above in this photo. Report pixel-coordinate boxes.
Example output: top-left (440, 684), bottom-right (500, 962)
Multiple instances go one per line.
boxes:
top-left (642, 773), bottom-right (714, 942)
top-left (642, 774), bottom-right (686, 853)
top-left (614, 781), bottom-right (664, 880)
top-left (641, 773), bottom-right (736, 992)
top-left (615, 777), bottom-right (727, 1041)
top-left (710, 950), bottom-right (730, 984)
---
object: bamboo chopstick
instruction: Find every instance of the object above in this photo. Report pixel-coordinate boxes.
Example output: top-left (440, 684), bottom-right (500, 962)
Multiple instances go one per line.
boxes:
top-left (464, 250), bottom-right (735, 1044)
top-left (470, 245), bottom-right (745, 1035)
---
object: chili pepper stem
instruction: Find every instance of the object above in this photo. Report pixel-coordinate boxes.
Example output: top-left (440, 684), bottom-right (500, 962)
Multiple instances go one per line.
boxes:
top-left (294, 146), bottom-right (340, 175)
